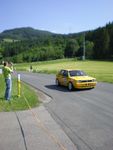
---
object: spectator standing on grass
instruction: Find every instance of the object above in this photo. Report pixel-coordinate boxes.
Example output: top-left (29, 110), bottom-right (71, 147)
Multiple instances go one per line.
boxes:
top-left (30, 65), bottom-right (33, 72)
top-left (2, 61), bottom-right (13, 101)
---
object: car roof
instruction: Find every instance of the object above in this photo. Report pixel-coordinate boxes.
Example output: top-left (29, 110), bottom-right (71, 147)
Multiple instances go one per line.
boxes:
top-left (61, 69), bottom-right (80, 71)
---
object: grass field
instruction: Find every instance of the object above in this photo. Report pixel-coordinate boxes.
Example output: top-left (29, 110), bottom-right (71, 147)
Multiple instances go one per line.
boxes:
top-left (15, 59), bottom-right (113, 83)
top-left (0, 75), bottom-right (40, 112)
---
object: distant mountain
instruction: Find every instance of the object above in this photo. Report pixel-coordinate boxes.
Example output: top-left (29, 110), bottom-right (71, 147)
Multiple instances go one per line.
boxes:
top-left (0, 27), bottom-right (54, 41)
top-left (0, 22), bottom-right (113, 62)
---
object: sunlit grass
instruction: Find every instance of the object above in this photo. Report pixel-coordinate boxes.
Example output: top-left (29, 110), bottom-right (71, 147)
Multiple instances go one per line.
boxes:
top-left (0, 75), bottom-right (40, 112)
top-left (15, 59), bottom-right (113, 83)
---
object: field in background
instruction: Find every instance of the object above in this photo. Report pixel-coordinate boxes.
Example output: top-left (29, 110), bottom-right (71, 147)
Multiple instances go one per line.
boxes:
top-left (15, 59), bottom-right (113, 83)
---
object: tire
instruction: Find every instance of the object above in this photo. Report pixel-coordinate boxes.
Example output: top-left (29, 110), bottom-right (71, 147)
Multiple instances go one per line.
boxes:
top-left (56, 79), bottom-right (60, 86)
top-left (68, 82), bottom-right (73, 91)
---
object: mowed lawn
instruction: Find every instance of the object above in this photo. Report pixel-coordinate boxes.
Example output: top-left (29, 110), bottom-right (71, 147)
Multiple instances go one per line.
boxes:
top-left (15, 59), bottom-right (113, 83)
top-left (0, 75), bottom-right (40, 112)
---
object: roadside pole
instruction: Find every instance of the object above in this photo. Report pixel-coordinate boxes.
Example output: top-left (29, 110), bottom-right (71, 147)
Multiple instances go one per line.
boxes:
top-left (82, 33), bottom-right (85, 60)
top-left (17, 74), bottom-right (21, 97)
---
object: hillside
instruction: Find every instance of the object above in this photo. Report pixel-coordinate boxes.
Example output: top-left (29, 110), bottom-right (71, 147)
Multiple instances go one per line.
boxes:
top-left (0, 27), bottom-right (86, 42)
top-left (0, 27), bottom-right (54, 41)
top-left (0, 22), bottom-right (113, 63)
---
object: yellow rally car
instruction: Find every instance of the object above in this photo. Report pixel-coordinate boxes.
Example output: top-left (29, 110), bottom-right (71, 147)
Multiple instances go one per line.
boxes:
top-left (56, 69), bottom-right (97, 90)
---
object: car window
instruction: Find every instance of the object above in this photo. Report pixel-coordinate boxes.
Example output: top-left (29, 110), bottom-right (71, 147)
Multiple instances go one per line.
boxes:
top-left (63, 70), bottom-right (68, 77)
top-left (69, 70), bottom-right (87, 76)
top-left (59, 70), bottom-right (64, 75)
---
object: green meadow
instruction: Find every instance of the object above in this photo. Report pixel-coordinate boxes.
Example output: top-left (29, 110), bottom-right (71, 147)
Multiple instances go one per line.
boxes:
top-left (15, 59), bottom-right (113, 83)
top-left (0, 75), bottom-right (40, 112)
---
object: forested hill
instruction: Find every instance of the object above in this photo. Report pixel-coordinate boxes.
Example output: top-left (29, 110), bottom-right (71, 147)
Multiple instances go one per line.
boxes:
top-left (0, 22), bottom-right (113, 63)
top-left (0, 27), bottom-right (54, 41)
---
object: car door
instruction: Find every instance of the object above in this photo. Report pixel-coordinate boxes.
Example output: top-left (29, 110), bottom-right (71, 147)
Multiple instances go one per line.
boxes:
top-left (62, 70), bottom-right (68, 86)
top-left (58, 70), bottom-right (65, 85)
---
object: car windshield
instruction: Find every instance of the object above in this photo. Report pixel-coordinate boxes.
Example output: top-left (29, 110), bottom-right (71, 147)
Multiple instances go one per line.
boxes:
top-left (69, 70), bottom-right (87, 77)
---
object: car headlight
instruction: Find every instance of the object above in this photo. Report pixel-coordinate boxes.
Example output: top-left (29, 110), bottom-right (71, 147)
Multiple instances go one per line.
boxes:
top-left (76, 80), bottom-right (82, 83)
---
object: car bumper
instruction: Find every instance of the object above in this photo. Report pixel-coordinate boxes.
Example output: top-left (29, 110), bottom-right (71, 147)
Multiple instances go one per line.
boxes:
top-left (74, 82), bottom-right (97, 89)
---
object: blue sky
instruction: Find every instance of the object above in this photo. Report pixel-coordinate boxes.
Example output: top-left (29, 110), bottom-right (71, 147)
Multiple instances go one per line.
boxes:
top-left (0, 0), bottom-right (113, 34)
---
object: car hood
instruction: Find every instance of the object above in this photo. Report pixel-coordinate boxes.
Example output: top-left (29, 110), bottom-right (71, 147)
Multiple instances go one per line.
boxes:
top-left (70, 76), bottom-right (95, 81)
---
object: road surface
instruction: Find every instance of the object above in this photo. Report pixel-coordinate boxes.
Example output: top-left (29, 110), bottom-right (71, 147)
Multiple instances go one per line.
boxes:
top-left (20, 72), bottom-right (113, 150)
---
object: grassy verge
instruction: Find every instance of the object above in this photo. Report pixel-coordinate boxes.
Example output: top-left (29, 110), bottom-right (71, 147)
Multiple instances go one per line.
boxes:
top-left (0, 75), bottom-right (40, 112)
top-left (15, 59), bottom-right (113, 83)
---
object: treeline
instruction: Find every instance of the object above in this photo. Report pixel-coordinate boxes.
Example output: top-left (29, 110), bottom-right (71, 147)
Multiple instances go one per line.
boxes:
top-left (0, 35), bottom-right (66, 62)
top-left (86, 22), bottom-right (113, 59)
top-left (0, 22), bottom-right (113, 63)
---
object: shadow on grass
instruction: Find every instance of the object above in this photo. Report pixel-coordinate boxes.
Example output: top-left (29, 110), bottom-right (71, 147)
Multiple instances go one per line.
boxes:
top-left (0, 97), bottom-right (4, 101)
top-left (0, 95), bottom-right (18, 101)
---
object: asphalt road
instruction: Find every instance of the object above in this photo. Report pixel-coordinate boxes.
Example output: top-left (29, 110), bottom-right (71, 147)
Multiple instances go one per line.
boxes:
top-left (20, 72), bottom-right (113, 150)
